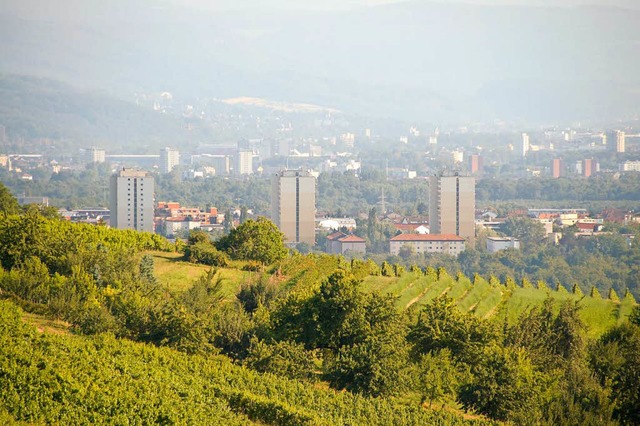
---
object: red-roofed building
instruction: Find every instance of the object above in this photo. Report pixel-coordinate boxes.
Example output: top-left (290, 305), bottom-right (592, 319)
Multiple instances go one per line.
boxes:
top-left (326, 232), bottom-right (366, 255)
top-left (389, 234), bottom-right (465, 256)
top-left (575, 221), bottom-right (604, 234)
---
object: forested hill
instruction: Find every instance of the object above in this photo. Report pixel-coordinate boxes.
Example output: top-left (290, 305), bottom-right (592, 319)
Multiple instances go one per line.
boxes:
top-left (0, 75), bottom-right (213, 151)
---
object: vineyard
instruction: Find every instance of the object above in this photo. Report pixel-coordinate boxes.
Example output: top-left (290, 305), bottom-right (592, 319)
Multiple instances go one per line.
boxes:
top-left (0, 300), bottom-right (493, 425)
top-left (363, 271), bottom-right (636, 338)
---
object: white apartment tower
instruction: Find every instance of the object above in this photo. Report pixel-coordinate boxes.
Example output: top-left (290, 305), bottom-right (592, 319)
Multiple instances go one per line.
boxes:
top-left (160, 147), bottom-right (180, 173)
top-left (616, 131), bottom-right (626, 153)
top-left (271, 169), bottom-right (316, 245)
top-left (237, 150), bottom-right (253, 175)
top-left (429, 175), bottom-right (475, 245)
top-left (521, 133), bottom-right (530, 157)
top-left (109, 168), bottom-right (154, 233)
top-left (85, 147), bottom-right (106, 164)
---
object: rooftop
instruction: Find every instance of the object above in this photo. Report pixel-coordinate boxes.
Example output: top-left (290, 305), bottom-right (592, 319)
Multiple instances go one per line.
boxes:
top-left (390, 234), bottom-right (464, 242)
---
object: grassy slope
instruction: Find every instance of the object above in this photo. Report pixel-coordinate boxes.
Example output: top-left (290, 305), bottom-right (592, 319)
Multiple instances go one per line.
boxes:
top-left (151, 251), bottom-right (252, 297)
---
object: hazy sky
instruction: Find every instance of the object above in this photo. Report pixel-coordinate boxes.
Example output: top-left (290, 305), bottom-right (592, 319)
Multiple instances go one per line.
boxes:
top-left (176, 0), bottom-right (639, 11)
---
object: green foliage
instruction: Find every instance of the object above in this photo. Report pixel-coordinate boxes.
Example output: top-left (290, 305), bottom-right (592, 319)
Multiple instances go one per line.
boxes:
top-left (537, 280), bottom-right (548, 291)
top-left (0, 300), bottom-right (486, 426)
top-left (0, 212), bottom-right (172, 274)
top-left (608, 288), bottom-right (619, 302)
top-left (216, 218), bottom-right (287, 265)
top-left (417, 348), bottom-right (465, 408)
top-left (590, 286), bottom-right (601, 299)
top-left (408, 296), bottom-right (497, 363)
top-left (381, 261), bottom-right (394, 277)
top-left (0, 182), bottom-right (20, 216)
top-left (323, 290), bottom-right (410, 397)
top-left (180, 268), bottom-right (225, 316)
top-left (501, 217), bottom-right (546, 247)
top-left (630, 305), bottom-right (640, 326)
top-left (556, 282), bottom-right (568, 294)
top-left (591, 322), bottom-right (640, 424)
top-left (184, 241), bottom-right (230, 267)
top-left (213, 302), bottom-right (253, 359)
top-left (459, 345), bottom-right (546, 422)
top-left (237, 276), bottom-right (282, 314)
top-left (188, 229), bottom-right (212, 245)
top-left (573, 283), bottom-right (584, 297)
top-left (393, 263), bottom-right (405, 277)
top-left (244, 338), bottom-right (316, 381)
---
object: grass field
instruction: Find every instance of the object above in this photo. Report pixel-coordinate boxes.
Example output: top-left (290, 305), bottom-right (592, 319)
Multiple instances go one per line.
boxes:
top-left (150, 251), bottom-right (254, 299)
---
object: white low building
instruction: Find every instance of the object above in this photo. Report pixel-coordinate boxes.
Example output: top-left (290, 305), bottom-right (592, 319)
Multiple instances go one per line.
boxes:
top-left (486, 237), bottom-right (520, 253)
top-left (390, 234), bottom-right (466, 256)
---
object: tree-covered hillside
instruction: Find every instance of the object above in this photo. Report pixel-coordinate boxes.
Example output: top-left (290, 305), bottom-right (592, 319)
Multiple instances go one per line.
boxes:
top-left (0, 75), bottom-right (213, 151)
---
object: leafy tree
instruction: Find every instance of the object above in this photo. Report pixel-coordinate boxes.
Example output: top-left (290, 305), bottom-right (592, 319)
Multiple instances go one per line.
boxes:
top-left (408, 296), bottom-right (496, 363)
top-left (213, 302), bottom-right (253, 359)
top-left (323, 291), bottom-right (410, 397)
top-left (501, 217), bottom-right (546, 248)
top-left (216, 218), bottom-right (287, 265)
top-left (0, 182), bottom-right (19, 216)
top-left (398, 244), bottom-right (416, 260)
top-left (459, 345), bottom-right (546, 422)
top-left (417, 348), bottom-right (463, 408)
top-left (184, 242), bottom-right (229, 267)
top-left (188, 229), bottom-right (211, 245)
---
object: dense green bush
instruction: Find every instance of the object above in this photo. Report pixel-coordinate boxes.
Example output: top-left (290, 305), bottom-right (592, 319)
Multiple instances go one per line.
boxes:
top-left (184, 241), bottom-right (230, 266)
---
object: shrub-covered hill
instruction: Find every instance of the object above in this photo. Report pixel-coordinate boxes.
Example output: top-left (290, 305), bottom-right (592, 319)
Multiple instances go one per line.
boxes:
top-left (0, 300), bottom-right (492, 426)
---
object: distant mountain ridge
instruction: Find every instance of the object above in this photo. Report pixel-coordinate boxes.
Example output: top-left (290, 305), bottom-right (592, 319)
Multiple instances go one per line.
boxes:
top-left (0, 0), bottom-right (638, 124)
top-left (0, 75), bottom-right (211, 150)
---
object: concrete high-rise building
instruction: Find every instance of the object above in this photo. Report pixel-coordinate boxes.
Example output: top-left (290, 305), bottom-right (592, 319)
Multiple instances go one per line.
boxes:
top-left (469, 154), bottom-right (484, 175)
top-left (85, 147), bottom-right (106, 164)
top-left (236, 150), bottom-right (253, 175)
top-left (616, 131), bottom-right (626, 153)
top-left (109, 168), bottom-right (154, 233)
top-left (160, 147), bottom-right (180, 173)
top-left (551, 158), bottom-right (563, 178)
top-left (582, 159), bottom-right (598, 178)
top-left (429, 175), bottom-right (475, 245)
top-left (271, 169), bottom-right (316, 245)
top-left (521, 133), bottom-right (530, 157)
top-left (606, 130), bottom-right (626, 153)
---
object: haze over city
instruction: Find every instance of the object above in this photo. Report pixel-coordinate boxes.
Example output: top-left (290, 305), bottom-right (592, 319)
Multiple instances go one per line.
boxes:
top-left (1, 0), bottom-right (639, 124)
top-left (1, 1), bottom-right (640, 425)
